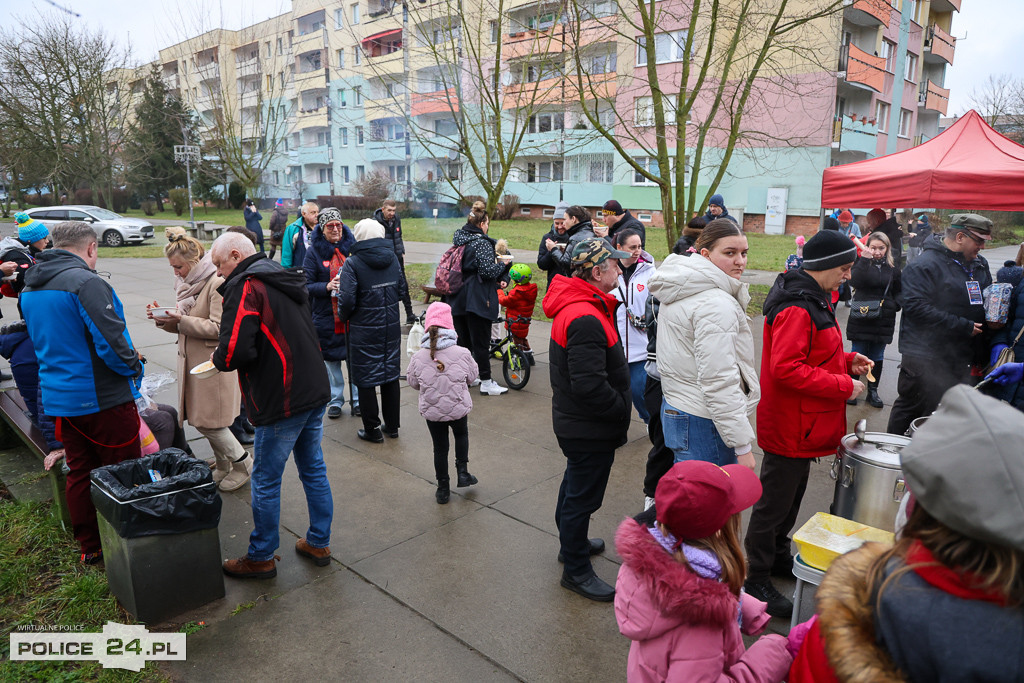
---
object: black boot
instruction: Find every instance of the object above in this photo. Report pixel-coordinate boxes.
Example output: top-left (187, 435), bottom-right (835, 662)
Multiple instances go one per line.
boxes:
top-left (525, 350), bottom-right (535, 366)
top-left (455, 459), bottom-right (478, 487)
top-left (866, 361), bottom-right (884, 408)
top-left (846, 375), bottom-right (859, 405)
top-left (435, 478), bottom-right (450, 504)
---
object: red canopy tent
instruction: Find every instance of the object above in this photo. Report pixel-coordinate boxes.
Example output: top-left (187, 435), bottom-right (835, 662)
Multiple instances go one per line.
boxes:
top-left (821, 110), bottom-right (1024, 211)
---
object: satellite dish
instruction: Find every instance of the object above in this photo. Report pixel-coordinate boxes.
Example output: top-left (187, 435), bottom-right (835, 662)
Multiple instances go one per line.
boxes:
top-left (446, 150), bottom-right (459, 160)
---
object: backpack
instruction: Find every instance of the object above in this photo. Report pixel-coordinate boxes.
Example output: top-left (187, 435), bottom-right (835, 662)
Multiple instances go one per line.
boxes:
top-left (434, 244), bottom-right (466, 296)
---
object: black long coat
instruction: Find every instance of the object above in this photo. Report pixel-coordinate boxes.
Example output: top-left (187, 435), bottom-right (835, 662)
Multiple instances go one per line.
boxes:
top-left (846, 256), bottom-right (901, 344)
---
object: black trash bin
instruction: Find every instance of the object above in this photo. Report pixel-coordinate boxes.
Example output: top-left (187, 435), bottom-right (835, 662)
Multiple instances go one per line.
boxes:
top-left (91, 449), bottom-right (225, 623)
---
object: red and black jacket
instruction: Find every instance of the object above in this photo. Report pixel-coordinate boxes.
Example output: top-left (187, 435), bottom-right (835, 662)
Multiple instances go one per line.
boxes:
top-left (757, 270), bottom-right (856, 459)
top-left (543, 275), bottom-right (631, 448)
top-left (213, 254), bottom-right (330, 426)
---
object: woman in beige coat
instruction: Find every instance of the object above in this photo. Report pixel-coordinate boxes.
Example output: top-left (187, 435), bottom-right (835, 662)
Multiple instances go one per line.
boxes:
top-left (148, 234), bottom-right (251, 491)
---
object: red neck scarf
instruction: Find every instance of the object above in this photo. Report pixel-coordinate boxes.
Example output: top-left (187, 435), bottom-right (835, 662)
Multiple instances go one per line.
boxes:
top-left (907, 540), bottom-right (1009, 607)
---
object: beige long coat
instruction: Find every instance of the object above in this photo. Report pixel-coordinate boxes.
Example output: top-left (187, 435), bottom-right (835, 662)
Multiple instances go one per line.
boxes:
top-left (161, 275), bottom-right (241, 429)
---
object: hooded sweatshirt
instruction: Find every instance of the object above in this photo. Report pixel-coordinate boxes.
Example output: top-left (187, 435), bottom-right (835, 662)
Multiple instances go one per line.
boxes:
top-left (614, 518), bottom-right (791, 682)
top-left (757, 269), bottom-right (855, 458)
top-left (543, 274), bottom-right (630, 447)
top-left (614, 251), bottom-right (657, 364)
top-left (648, 254), bottom-right (759, 450)
top-left (22, 250), bottom-right (144, 416)
top-left (213, 253), bottom-right (329, 425)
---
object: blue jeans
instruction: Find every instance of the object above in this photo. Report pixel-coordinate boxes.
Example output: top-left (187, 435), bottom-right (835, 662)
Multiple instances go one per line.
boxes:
top-left (629, 361), bottom-right (650, 423)
top-left (249, 405), bottom-right (333, 561)
top-left (662, 399), bottom-right (736, 466)
top-left (850, 340), bottom-right (886, 363)
top-left (324, 360), bottom-right (358, 409)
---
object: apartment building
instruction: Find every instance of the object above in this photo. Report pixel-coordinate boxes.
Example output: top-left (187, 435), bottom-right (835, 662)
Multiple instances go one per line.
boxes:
top-left (109, 0), bottom-right (961, 232)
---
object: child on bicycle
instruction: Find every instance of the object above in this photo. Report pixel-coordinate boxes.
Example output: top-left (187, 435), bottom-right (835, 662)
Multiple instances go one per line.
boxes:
top-left (497, 263), bottom-right (538, 365)
top-left (406, 302), bottom-right (480, 504)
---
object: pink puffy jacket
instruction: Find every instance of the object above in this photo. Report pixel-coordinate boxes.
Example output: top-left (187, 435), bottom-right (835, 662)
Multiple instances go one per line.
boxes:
top-left (614, 519), bottom-right (792, 682)
top-left (406, 344), bottom-right (479, 422)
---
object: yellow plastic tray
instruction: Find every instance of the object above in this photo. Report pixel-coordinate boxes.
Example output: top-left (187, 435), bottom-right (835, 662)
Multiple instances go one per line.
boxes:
top-left (793, 512), bottom-right (894, 571)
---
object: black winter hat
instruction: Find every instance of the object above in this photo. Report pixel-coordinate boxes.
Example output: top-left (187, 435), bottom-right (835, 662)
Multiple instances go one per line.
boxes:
top-left (823, 217), bottom-right (841, 231)
top-left (802, 230), bottom-right (857, 271)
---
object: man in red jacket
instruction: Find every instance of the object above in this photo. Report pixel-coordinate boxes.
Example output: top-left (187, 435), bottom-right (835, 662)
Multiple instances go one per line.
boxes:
top-left (744, 230), bottom-right (873, 618)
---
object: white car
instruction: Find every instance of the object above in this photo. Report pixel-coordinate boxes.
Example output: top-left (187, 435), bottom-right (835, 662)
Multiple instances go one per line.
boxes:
top-left (24, 205), bottom-right (155, 247)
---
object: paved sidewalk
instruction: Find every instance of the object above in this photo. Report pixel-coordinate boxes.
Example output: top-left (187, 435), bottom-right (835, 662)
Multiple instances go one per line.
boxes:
top-left (86, 255), bottom-right (903, 681)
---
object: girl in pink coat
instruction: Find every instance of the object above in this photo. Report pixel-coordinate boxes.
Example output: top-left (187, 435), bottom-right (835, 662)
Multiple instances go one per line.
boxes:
top-left (614, 460), bottom-right (801, 682)
top-left (406, 302), bottom-right (480, 504)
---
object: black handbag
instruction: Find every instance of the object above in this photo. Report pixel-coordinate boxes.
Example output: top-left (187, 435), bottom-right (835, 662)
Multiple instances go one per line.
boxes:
top-left (849, 280), bottom-right (890, 321)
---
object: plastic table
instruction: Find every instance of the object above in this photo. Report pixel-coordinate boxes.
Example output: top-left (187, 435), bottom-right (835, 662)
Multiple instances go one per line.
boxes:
top-left (791, 554), bottom-right (826, 629)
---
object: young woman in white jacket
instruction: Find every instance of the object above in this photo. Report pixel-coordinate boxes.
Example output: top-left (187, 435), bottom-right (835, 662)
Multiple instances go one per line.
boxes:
top-left (648, 219), bottom-right (759, 469)
top-left (613, 228), bottom-right (656, 423)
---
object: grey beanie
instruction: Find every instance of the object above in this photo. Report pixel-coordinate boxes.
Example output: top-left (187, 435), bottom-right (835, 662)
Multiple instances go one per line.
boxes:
top-left (553, 200), bottom-right (569, 220)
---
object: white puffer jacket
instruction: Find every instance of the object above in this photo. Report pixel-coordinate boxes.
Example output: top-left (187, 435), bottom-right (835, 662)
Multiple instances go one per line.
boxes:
top-left (613, 252), bottom-right (656, 364)
top-left (648, 254), bottom-right (759, 449)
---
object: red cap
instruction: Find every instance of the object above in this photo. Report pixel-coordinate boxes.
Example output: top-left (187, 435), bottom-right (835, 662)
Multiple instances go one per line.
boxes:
top-left (655, 461), bottom-right (762, 540)
top-left (838, 210), bottom-right (854, 223)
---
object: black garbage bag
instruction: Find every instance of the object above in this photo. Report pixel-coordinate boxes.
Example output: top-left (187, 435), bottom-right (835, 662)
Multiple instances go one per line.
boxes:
top-left (90, 449), bottom-right (222, 538)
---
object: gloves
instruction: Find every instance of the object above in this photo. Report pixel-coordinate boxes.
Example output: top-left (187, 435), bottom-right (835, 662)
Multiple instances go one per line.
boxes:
top-left (786, 614), bottom-right (817, 658)
top-left (990, 344), bottom-right (1009, 367)
top-left (986, 362), bottom-right (1024, 385)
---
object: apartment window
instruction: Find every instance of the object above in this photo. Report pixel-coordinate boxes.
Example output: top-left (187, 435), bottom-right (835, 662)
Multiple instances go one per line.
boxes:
top-left (904, 52), bottom-right (918, 83)
top-left (340, 127), bottom-right (349, 146)
top-left (489, 20), bottom-right (499, 44)
top-left (525, 161), bottom-right (562, 183)
top-left (446, 162), bottom-right (461, 180)
top-left (389, 165), bottom-right (407, 182)
top-left (266, 75), bottom-right (273, 91)
top-left (524, 208), bottom-right (536, 215)
top-left (338, 88), bottom-right (347, 107)
top-left (318, 168), bottom-right (330, 183)
top-left (876, 101), bottom-right (890, 133)
top-left (284, 138), bottom-right (290, 152)
top-left (356, 125), bottom-right (364, 145)
top-left (356, 165), bottom-right (365, 180)
top-left (581, 0), bottom-right (615, 20)
top-left (277, 37), bottom-right (284, 55)
top-left (527, 12), bottom-right (556, 30)
top-left (334, 8), bottom-right (344, 29)
top-left (490, 162), bottom-right (502, 179)
top-left (279, 72), bottom-right (285, 88)
top-left (317, 131), bottom-right (329, 146)
top-left (528, 112), bottom-right (564, 133)
top-left (354, 86), bottom-right (363, 105)
top-left (632, 156), bottom-right (666, 185)
top-left (278, 104), bottom-right (286, 119)
top-left (880, 39), bottom-right (896, 72)
top-left (335, 48), bottom-right (344, 69)
top-left (634, 94), bottom-right (677, 126)
top-left (287, 30), bottom-right (294, 47)
top-left (354, 46), bottom-right (362, 65)
top-left (636, 30), bottom-right (689, 66)
top-left (590, 51), bottom-right (617, 75)
top-left (342, 166), bottom-right (350, 184)
top-left (351, 3), bottom-right (360, 24)
top-left (589, 159), bottom-right (614, 183)
top-left (898, 108), bottom-right (912, 138)
top-left (273, 171), bottom-right (280, 184)
top-left (264, 42), bottom-right (271, 58)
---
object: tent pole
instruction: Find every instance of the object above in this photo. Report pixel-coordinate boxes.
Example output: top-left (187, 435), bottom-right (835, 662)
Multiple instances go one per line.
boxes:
top-left (818, 208), bottom-right (826, 231)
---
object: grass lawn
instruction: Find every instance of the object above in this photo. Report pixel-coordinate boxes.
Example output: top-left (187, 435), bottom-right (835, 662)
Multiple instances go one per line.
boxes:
top-left (117, 206), bottom-right (243, 226)
top-left (0, 498), bottom-right (167, 682)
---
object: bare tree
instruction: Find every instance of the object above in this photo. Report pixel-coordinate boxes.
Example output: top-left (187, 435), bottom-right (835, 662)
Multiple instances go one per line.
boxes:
top-left (564, 0), bottom-right (845, 247)
top-left (968, 73), bottom-right (1024, 142)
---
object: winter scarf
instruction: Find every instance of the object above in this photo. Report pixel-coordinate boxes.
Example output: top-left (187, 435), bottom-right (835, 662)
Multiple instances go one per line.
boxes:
top-left (175, 254), bottom-right (217, 314)
top-left (420, 328), bottom-right (459, 350)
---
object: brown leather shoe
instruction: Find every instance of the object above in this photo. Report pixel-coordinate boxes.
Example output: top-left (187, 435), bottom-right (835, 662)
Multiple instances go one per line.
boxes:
top-left (223, 555), bottom-right (277, 579)
top-left (295, 539), bottom-right (331, 567)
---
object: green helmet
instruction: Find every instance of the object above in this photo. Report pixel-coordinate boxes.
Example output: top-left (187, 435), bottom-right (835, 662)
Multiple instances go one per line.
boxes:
top-left (509, 263), bottom-right (532, 284)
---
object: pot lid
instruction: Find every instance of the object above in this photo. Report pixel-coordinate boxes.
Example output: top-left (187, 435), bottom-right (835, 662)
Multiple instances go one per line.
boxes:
top-left (840, 432), bottom-right (911, 468)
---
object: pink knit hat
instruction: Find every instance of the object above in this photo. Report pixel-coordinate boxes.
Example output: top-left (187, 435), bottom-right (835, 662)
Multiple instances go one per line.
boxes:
top-left (424, 302), bottom-right (453, 330)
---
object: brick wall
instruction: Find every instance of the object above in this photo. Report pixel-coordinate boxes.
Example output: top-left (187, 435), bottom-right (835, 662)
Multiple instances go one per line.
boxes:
top-left (743, 214), bottom-right (820, 237)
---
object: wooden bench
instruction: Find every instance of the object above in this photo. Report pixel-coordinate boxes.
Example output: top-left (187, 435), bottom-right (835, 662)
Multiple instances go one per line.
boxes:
top-left (0, 387), bottom-right (70, 527)
top-left (421, 284), bottom-right (441, 305)
top-left (201, 225), bottom-right (226, 240)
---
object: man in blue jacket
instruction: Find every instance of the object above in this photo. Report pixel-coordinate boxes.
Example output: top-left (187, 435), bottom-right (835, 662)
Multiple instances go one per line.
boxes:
top-left (22, 221), bottom-right (145, 564)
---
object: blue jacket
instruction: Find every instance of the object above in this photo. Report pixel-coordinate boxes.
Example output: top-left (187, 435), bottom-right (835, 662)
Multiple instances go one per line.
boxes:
top-left (281, 216), bottom-right (312, 268)
top-left (21, 250), bottom-right (143, 416)
top-left (336, 238), bottom-right (402, 387)
top-left (303, 224), bottom-right (355, 362)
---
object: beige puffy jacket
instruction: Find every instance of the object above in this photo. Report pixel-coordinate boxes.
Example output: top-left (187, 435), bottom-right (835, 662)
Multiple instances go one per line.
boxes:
top-left (649, 254), bottom-right (759, 449)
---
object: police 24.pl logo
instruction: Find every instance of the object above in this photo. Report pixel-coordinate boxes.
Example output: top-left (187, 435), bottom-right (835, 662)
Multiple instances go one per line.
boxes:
top-left (11, 621), bottom-right (186, 671)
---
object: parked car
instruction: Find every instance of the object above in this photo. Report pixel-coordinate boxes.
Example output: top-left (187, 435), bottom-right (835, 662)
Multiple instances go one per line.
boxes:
top-left (23, 205), bottom-right (155, 247)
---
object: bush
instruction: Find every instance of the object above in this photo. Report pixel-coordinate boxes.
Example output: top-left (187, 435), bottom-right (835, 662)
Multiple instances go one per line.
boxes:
top-left (111, 189), bottom-right (129, 213)
top-left (227, 181), bottom-right (246, 210)
top-left (74, 188), bottom-right (94, 205)
top-left (169, 188), bottom-right (189, 216)
top-left (493, 194), bottom-right (521, 221)
top-left (140, 200), bottom-right (156, 216)
top-left (458, 195), bottom-right (485, 211)
top-left (351, 171), bottom-right (393, 206)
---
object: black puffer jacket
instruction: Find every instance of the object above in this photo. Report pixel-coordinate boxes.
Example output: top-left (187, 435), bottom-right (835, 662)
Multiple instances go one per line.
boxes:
top-left (448, 223), bottom-right (510, 320)
top-left (552, 220), bottom-right (601, 273)
top-left (303, 225), bottom-right (356, 362)
top-left (213, 254), bottom-right (329, 425)
top-left (608, 210), bottom-right (647, 247)
top-left (336, 237), bottom-right (402, 387)
top-left (537, 227), bottom-right (570, 285)
top-left (373, 207), bottom-right (405, 257)
top-left (897, 236), bottom-right (992, 366)
top-left (846, 256), bottom-right (901, 344)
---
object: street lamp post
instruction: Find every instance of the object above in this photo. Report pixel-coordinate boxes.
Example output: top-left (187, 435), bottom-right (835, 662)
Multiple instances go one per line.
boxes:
top-left (403, 0), bottom-right (412, 203)
top-left (174, 142), bottom-right (200, 228)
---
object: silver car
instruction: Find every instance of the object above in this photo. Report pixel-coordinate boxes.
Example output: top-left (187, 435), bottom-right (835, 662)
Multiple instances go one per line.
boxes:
top-left (24, 205), bottom-right (155, 247)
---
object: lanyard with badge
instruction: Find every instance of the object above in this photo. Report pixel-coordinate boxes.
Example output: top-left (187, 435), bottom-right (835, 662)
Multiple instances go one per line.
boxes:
top-left (952, 258), bottom-right (983, 306)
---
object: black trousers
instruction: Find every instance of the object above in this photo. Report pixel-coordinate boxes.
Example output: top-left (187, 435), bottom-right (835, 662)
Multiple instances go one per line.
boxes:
top-left (887, 355), bottom-right (970, 435)
top-left (358, 379), bottom-right (401, 431)
top-left (426, 416), bottom-right (469, 484)
top-left (453, 313), bottom-right (492, 381)
top-left (743, 452), bottom-right (810, 582)
top-left (398, 256), bottom-right (414, 317)
top-left (642, 376), bottom-right (674, 499)
top-left (143, 403), bottom-right (189, 453)
top-left (555, 441), bottom-right (615, 578)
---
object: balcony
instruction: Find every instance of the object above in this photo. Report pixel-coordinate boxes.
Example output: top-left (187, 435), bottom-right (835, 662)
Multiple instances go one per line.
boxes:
top-left (831, 115), bottom-right (878, 156)
top-left (161, 73), bottom-right (179, 91)
top-left (412, 88), bottom-right (457, 117)
top-left (292, 30), bottom-right (324, 52)
top-left (503, 72), bottom-right (615, 109)
top-left (239, 90), bottom-right (260, 108)
top-left (364, 50), bottom-right (405, 76)
top-left (367, 137), bottom-right (406, 160)
top-left (930, 0), bottom-right (960, 12)
top-left (296, 106), bottom-right (328, 127)
top-left (195, 61), bottom-right (221, 82)
top-left (838, 43), bottom-right (886, 93)
top-left (294, 68), bottom-right (326, 89)
top-left (843, 0), bottom-right (891, 26)
top-left (918, 80), bottom-right (949, 115)
top-left (295, 144), bottom-right (329, 166)
top-left (194, 91), bottom-right (218, 112)
top-left (924, 23), bottom-right (956, 65)
top-left (235, 59), bottom-right (261, 78)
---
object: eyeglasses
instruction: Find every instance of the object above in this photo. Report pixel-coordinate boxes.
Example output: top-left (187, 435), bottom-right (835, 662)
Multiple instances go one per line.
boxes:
top-left (323, 222), bottom-right (342, 231)
top-left (959, 229), bottom-right (985, 245)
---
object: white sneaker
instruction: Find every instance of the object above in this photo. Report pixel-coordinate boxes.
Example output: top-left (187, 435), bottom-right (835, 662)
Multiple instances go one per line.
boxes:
top-left (470, 378), bottom-right (481, 387)
top-left (479, 379), bottom-right (508, 395)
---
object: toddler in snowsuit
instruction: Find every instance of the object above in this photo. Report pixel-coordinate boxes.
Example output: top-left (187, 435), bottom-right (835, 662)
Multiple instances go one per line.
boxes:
top-left (497, 263), bottom-right (538, 365)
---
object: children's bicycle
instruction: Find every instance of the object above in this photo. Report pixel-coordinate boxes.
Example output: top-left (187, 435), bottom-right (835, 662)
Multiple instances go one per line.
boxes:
top-left (489, 316), bottom-right (531, 390)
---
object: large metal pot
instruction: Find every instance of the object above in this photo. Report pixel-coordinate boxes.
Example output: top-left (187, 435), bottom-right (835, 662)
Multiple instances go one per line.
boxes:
top-left (829, 430), bottom-right (911, 532)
